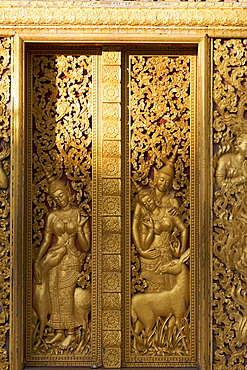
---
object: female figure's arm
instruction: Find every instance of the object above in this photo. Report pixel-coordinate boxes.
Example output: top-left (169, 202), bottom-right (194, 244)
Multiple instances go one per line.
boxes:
top-left (141, 212), bottom-right (155, 250)
top-left (132, 203), bottom-right (159, 259)
top-left (132, 203), bottom-right (145, 255)
top-left (78, 215), bottom-right (90, 252)
top-left (34, 213), bottom-right (53, 284)
top-left (172, 216), bottom-right (188, 257)
top-left (178, 222), bottom-right (188, 255)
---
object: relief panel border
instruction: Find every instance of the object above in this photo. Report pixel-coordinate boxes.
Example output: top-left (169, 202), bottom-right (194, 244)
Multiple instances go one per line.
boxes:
top-left (10, 35), bottom-right (210, 370)
top-left (122, 38), bottom-right (210, 369)
top-left (23, 45), bottom-right (101, 367)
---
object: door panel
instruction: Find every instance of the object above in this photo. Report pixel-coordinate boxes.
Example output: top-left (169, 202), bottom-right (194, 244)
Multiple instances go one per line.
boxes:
top-left (25, 45), bottom-right (100, 366)
top-left (23, 43), bottom-right (201, 368)
top-left (124, 48), bottom-right (197, 367)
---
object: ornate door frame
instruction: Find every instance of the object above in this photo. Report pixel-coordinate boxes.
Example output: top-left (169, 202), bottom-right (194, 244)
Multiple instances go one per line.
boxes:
top-left (9, 34), bottom-right (210, 369)
top-left (0, 3), bottom-right (245, 369)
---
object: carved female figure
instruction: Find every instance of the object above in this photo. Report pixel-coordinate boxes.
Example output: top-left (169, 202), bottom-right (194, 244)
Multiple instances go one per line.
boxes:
top-left (33, 176), bottom-right (90, 349)
top-left (132, 151), bottom-right (188, 292)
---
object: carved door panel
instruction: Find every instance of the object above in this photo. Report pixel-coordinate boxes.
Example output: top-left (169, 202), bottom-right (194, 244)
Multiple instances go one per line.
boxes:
top-left (212, 39), bottom-right (247, 368)
top-left (123, 48), bottom-right (197, 367)
top-left (25, 45), bottom-right (101, 367)
top-left (21, 43), bottom-right (204, 368)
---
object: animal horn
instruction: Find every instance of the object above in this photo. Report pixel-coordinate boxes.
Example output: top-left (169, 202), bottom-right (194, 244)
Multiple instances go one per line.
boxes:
top-left (179, 248), bottom-right (190, 264)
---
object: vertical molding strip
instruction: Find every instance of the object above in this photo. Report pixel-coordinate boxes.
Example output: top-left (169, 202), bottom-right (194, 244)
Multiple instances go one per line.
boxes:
top-left (101, 49), bottom-right (122, 369)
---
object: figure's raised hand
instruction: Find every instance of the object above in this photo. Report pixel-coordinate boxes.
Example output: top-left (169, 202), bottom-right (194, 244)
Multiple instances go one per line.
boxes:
top-left (140, 248), bottom-right (160, 259)
top-left (142, 213), bottom-right (153, 229)
top-left (167, 207), bottom-right (180, 217)
top-left (78, 215), bottom-right (89, 229)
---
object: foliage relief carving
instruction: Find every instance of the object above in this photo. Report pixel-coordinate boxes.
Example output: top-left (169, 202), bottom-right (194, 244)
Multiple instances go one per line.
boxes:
top-left (213, 39), bottom-right (247, 369)
top-left (30, 53), bottom-right (92, 359)
top-left (0, 38), bottom-right (11, 370)
top-left (130, 55), bottom-right (191, 358)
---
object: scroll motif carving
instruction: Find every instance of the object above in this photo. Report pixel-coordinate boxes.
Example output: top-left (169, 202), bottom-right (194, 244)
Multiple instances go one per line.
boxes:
top-left (28, 53), bottom-right (92, 361)
top-left (213, 39), bottom-right (247, 368)
top-left (129, 55), bottom-right (192, 360)
top-left (0, 38), bottom-right (11, 370)
top-left (1, 3), bottom-right (247, 31)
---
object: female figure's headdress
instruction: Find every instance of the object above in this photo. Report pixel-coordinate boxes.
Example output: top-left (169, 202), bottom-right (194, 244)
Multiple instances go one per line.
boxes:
top-left (155, 145), bottom-right (178, 179)
top-left (133, 180), bottom-right (152, 203)
top-left (43, 166), bottom-right (67, 198)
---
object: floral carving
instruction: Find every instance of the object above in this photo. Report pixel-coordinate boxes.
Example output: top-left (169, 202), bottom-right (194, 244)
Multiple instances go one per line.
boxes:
top-left (213, 39), bottom-right (247, 369)
top-left (28, 52), bottom-right (93, 362)
top-left (103, 234), bottom-right (121, 254)
top-left (103, 311), bottom-right (121, 330)
top-left (102, 293), bottom-right (121, 310)
top-left (102, 273), bottom-right (121, 292)
top-left (0, 38), bottom-right (10, 370)
top-left (103, 330), bottom-right (121, 348)
top-left (103, 348), bottom-right (121, 368)
top-left (129, 54), bottom-right (192, 361)
top-left (102, 179), bottom-right (121, 196)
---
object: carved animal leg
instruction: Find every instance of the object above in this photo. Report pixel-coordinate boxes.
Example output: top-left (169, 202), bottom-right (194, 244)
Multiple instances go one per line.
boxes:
top-left (46, 329), bottom-right (65, 344)
top-left (74, 287), bottom-right (91, 339)
top-left (32, 308), bottom-right (48, 350)
top-left (167, 316), bottom-right (176, 345)
top-left (60, 330), bottom-right (76, 349)
top-left (38, 316), bottom-right (48, 341)
top-left (133, 319), bottom-right (144, 337)
top-left (132, 320), bottom-right (144, 352)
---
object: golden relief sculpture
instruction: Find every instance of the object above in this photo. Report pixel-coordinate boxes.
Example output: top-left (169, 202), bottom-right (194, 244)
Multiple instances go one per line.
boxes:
top-left (26, 50), bottom-right (93, 364)
top-left (33, 172), bottom-right (90, 351)
top-left (132, 150), bottom-right (188, 293)
top-left (0, 144), bottom-right (9, 190)
top-left (213, 39), bottom-right (247, 368)
top-left (1, 1), bottom-right (246, 366)
top-left (0, 38), bottom-right (11, 370)
top-left (128, 54), bottom-right (193, 362)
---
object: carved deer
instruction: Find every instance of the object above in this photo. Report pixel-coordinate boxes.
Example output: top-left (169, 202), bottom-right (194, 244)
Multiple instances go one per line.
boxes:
top-left (131, 248), bottom-right (190, 347)
top-left (33, 247), bottom-right (91, 348)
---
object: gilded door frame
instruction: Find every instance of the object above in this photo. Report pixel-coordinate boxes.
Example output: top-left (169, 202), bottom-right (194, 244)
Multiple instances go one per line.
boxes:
top-left (10, 34), bottom-right (210, 369)
top-left (0, 3), bottom-right (244, 367)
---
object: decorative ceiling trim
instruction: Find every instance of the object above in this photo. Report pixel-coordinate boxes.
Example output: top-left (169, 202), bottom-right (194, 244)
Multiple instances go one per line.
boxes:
top-left (0, 3), bottom-right (246, 29)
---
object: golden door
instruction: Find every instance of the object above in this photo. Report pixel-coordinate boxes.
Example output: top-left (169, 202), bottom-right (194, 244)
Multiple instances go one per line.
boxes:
top-left (6, 40), bottom-right (210, 369)
top-left (22, 42), bottom-right (199, 367)
top-left (0, 9), bottom-right (246, 367)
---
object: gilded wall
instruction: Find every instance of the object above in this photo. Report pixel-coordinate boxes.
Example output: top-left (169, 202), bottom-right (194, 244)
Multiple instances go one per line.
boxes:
top-left (0, 1), bottom-right (246, 369)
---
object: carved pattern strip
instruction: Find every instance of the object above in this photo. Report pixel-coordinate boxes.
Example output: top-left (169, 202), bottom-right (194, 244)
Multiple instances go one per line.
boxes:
top-left (0, 37), bottom-right (11, 370)
top-left (101, 50), bottom-right (122, 369)
top-left (213, 39), bottom-right (247, 369)
top-left (0, 4), bottom-right (246, 30)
